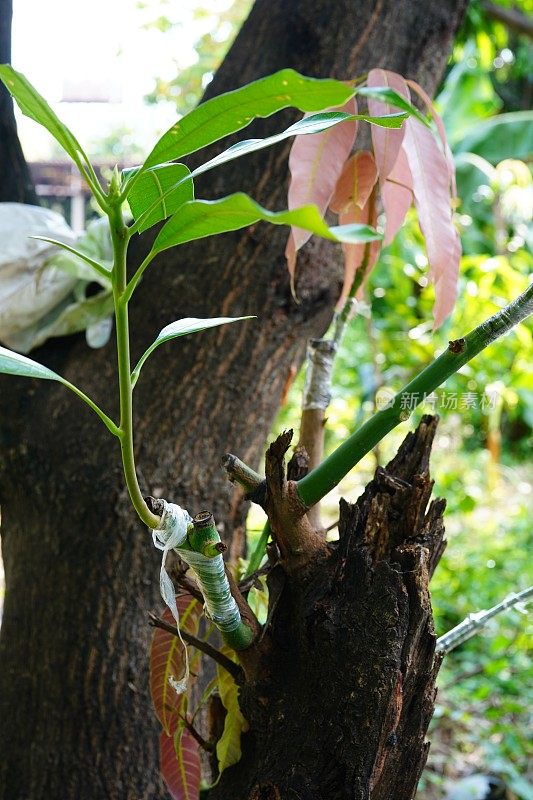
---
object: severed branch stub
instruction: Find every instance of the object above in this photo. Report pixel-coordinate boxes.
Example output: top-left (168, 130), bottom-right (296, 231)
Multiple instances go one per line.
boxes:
top-left (221, 453), bottom-right (266, 505)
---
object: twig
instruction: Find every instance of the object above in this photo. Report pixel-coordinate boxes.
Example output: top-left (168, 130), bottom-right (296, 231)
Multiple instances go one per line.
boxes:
top-left (436, 585), bottom-right (533, 655)
top-left (178, 713), bottom-right (214, 753)
top-left (172, 571), bottom-right (205, 604)
top-left (483, 1), bottom-right (533, 38)
top-left (148, 613), bottom-right (245, 684)
top-left (221, 453), bottom-right (265, 502)
top-left (238, 562), bottom-right (270, 594)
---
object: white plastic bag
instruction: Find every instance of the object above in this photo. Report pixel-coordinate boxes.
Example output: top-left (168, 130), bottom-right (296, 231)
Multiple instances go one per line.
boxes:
top-left (0, 203), bottom-right (113, 353)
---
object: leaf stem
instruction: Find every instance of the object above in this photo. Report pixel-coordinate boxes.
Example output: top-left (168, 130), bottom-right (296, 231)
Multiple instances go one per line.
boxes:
top-left (297, 282), bottom-right (533, 508)
top-left (62, 378), bottom-right (120, 437)
top-left (109, 203), bottom-right (160, 529)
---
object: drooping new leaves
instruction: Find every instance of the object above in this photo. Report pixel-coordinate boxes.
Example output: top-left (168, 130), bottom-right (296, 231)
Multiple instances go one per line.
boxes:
top-left (366, 69), bottom-right (410, 180)
top-left (0, 65), bottom-right (99, 196)
top-left (131, 316), bottom-right (254, 387)
top-left (284, 70), bottom-right (461, 327)
top-left (329, 151), bottom-right (380, 306)
top-left (216, 646), bottom-right (249, 776)
top-left (149, 193), bottom-right (381, 261)
top-left (285, 98), bottom-right (358, 278)
top-left (143, 69), bottom-right (356, 169)
top-left (127, 164), bottom-right (194, 233)
top-left (160, 728), bottom-right (201, 800)
top-left (0, 346), bottom-right (118, 434)
top-left (402, 115), bottom-right (461, 327)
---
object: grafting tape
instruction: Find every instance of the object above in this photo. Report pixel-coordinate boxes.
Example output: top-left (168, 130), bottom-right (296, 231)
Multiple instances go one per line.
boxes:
top-left (152, 500), bottom-right (242, 694)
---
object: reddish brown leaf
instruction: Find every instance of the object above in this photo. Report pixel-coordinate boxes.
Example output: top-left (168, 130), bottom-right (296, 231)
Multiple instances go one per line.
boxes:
top-left (160, 727), bottom-right (201, 800)
top-left (330, 151), bottom-right (378, 214)
top-left (405, 78), bottom-right (457, 196)
top-left (367, 69), bottom-right (410, 181)
top-left (336, 200), bottom-right (380, 309)
top-left (285, 96), bottom-right (357, 280)
top-left (381, 147), bottom-right (413, 246)
top-left (402, 117), bottom-right (461, 328)
top-left (150, 594), bottom-right (202, 735)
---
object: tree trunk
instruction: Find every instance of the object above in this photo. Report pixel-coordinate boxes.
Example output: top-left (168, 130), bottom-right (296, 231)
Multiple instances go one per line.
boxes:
top-left (213, 416), bottom-right (446, 800)
top-left (0, 1), bottom-right (466, 798)
top-left (0, 0), bottom-right (37, 204)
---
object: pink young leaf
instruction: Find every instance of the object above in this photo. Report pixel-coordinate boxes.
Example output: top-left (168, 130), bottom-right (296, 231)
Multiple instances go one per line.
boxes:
top-left (367, 69), bottom-right (410, 181)
top-left (402, 117), bottom-right (461, 328)
top-left (405, 78), bottom-right (457, 197)
top-left (160, 728), bottom-right (201, 800)
top-left (381, 146), bottom-right (413, 246)
top-left (330, 151), bottom-right (378, 214)
top-left (150, 595), bottom-right (202, 735)
top-left (336, 201), bottom-right (380, 309)
top-left (285, 96), bottom-right (358, 279)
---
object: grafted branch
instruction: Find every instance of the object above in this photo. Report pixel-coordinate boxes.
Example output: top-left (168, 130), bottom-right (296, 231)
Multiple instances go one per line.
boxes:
top-left (263, 430), bottom-right (327, 568)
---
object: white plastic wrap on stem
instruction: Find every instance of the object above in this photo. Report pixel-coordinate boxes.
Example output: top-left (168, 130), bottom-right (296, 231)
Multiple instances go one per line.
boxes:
top-left (151, 501), bottom-right (193, 693)
top-left (151, 500), bottom-right (242, 693)
top-left (302, 338), bottom-right (337, 411)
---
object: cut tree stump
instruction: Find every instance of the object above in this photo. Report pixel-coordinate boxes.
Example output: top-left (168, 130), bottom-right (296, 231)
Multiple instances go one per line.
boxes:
top-left (212, 415), bottom-right (446, 800)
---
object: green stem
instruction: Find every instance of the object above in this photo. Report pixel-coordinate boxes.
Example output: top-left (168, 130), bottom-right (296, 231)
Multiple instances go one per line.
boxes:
top-left (245, 522), bottom-right (271, 577)
top-left (297, 282), bottom-right (533, 508)
top-left (109, 203), bottom-right (159, 529)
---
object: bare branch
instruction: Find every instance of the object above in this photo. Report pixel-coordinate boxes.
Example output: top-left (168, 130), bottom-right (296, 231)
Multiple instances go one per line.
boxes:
top-left (436, 586), bottom-right (533, 655)
top-left (483, 1), bottom-right (533, 38)
top-left (148, 612), bottom-right (245, 684)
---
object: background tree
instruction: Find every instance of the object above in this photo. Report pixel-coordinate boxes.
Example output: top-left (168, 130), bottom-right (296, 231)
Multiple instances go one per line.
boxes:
top-left (0, 0), bottom-right (35, 202)
top-left (0, 1), bottom-right (470, 798)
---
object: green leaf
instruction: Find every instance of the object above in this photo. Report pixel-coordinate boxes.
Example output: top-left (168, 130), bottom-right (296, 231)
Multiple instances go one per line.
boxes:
top-left (29, 236), bottom-right (112, 283)
top-left (186, 111), bottom-right (406, 183)
top-left (131, 111), bottom-right (406, 233)
top-left (150, 193), bottom-right (382, 257)
top-left (453, 111), bottom-right (533, 164)
top-left (355, 86), bottom-right (431, 128)
top-left (131, 316), bottom-right (254, 386)
top-left (143, 69), bottom-right (356, 169)
top-left (216, 646), bottom-right (248, 775)
top-left (0, 65), bottom-right (92, 177)
top-left (0, 345), bottom-right (65, 382)
top-left (0, 345), bottom-right (118, 435)
top-left (127, 163), bottom-right (194, 233)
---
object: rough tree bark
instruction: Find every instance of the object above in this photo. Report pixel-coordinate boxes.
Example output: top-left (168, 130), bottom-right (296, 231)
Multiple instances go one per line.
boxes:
top-left (0, 1), bottom-right (466, 798)
top-left (0, 0), bottom-right (37, 204)
top-left (214, 416), bottom-right (445, 800)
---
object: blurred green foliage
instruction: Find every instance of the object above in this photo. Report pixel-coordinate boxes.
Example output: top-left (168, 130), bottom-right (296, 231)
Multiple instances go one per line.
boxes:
top-left (142, 0), bottom-right (253, 115)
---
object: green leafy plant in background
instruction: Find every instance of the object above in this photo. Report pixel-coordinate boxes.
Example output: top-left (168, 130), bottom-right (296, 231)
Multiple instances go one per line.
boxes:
top-left (0, 57), bottom-right (532, 800)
